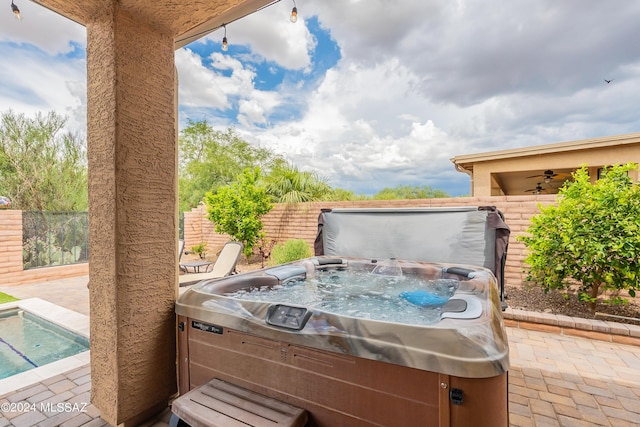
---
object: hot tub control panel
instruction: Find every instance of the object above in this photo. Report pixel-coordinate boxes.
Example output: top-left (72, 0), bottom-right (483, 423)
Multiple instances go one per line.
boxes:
top-left (266, 304), bottom-right (311, 330)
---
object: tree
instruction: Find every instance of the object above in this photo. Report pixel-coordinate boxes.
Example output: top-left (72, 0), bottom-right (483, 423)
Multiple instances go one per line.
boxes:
top-left (204, 167), bottom-right (273, 257)
top-left (262, 160), bottom-right (335, 203)
top-left (518, 164), bottom-right (640, 312)
top-left (325, 187), bottom-right (369, 201)
top-left (0, 110), bottom-right (87, 211)
top-left (178, 121), bottom-right (276, 212)
top-left (373, 184), bottom-right (449, 200)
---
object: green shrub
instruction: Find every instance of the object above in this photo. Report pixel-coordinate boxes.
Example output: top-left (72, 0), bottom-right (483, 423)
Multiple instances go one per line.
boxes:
top-left (204, 167), bottom-right (273, 257)
top-left (190, 243), bottom-right (208, 259)
top-left (517, 163), bottom-right (640, 312)
top-left (269, 239), bottom-right (312, 265)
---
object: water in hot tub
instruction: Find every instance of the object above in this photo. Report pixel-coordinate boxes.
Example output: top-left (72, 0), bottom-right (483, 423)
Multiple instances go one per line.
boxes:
top-left (223, 269), bottom-right (459, 325)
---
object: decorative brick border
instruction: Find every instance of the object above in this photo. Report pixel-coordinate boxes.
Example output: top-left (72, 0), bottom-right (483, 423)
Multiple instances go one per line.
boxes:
top-left (503, 308), bottom-right (640, 346)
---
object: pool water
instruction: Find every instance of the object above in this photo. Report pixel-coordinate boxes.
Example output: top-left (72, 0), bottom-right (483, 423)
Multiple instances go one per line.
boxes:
top-left (0, 309), bottom-right (90, 380)
top-left (223, 269), bottom-right (459, 325)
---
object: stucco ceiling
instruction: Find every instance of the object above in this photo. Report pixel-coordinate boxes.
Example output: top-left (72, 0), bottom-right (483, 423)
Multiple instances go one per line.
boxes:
top-left (493, 169), bottom-right (575, 195)
top-left (31, 0), bottom-right (276, 47)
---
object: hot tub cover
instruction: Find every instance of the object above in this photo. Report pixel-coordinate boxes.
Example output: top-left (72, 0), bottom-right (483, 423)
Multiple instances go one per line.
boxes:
top-left (314, 206), bottom-right (510, 303)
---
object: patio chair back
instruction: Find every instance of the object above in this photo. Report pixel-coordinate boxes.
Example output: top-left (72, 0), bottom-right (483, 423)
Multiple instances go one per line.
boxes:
top-left (208, 241), bottom-right (243, 277)
top-left (178, 239), bottom-right (185, 262)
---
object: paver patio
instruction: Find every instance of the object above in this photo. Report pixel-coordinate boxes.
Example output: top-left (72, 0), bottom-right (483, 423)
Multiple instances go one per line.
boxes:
top-left (1, 276), bottom-right (639, 427)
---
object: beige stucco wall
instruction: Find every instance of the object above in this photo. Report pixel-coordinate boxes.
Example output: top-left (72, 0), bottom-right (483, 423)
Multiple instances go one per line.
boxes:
top-left (86, 6), bottom-right (178, 425)
top-left (467, 138), bottom-right (640, 196)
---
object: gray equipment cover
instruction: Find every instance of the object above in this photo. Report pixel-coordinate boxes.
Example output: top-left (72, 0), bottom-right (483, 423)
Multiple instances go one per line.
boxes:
top-left (314, 206), bottom-right (510, 301)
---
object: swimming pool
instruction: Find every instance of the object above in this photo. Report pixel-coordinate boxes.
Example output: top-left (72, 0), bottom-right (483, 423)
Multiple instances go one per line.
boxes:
top-left (0, 308), bottom-right (90, 380)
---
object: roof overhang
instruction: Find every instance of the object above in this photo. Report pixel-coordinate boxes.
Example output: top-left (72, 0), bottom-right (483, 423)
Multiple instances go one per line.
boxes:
top-left (451, 132), bottom-right (640, 173)
top-left (30, 0), bottom-right (277, 49)
top-left (450, 132), bottom-right (640, 195)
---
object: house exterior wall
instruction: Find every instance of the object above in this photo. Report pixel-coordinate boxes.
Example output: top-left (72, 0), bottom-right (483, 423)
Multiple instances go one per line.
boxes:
top-left (185, 195), bottom-right (557, 288)
top-left (452, 133), bottom-right (640, 196)
top-left (475, 146), bottom-right (640, 196)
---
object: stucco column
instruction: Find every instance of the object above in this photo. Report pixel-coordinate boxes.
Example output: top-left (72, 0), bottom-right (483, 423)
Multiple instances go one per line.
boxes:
top-left (472, 166), bottom-right (496, 197)
top-left (86, 5), bottom-right (178, 426)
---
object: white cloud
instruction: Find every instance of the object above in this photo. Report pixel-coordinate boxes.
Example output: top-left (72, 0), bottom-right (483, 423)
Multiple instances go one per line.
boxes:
top-left (249, 58), bottom-right (467, 194)
top-left (306, 0), bottom-right (442, 65)
top-left (203, 1), bottom-right (316, 71)
top-left (0, 43), bottom-right (86, 132)
top-left (3, 0), bottom-right (640, 197)
top-left (175, 49), bottom-right (229, 108)
top-left (237, 0), bottom-right (640, 195)
top-left (0, 0), bottom-right (85, 55)
top-left (176, 48), bottom-right (283, 127)
top-left (0, 1), bottom-right (86, 133)
top-left (209, 53), bottom-right (258, 97)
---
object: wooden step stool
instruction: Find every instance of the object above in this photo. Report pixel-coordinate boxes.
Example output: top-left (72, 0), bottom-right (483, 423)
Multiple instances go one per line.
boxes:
top-left (170, 378), bottom-right (308, 427)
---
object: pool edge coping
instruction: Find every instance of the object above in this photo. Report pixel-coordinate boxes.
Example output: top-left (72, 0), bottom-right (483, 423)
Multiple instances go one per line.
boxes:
top-left (0, 298), bottom-right (90, 397)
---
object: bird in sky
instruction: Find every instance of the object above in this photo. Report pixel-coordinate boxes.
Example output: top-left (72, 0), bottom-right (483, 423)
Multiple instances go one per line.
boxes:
top-left (604, 79), bottom-right (613, 83)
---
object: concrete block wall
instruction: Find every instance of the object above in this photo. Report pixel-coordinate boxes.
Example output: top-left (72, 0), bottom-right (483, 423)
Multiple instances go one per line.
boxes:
top-left (0, 195), bottom-right (556, 287)
top-left (184, 195), bottom-right (557, 288)
top-left (0, 210), bottom-right (89, 286)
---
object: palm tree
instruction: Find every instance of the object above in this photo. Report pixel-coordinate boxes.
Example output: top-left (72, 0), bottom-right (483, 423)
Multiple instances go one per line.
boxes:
top-left (263, 161), bottom-right (334, 203)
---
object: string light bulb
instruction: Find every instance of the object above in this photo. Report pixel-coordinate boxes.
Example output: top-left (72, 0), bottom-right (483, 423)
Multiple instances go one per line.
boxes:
top-left (221, 24), bottom-right (228, 51)
top-left (11, 1), bottom-right (21, 21)
top-left (290, 0), bottom-right (297, 23)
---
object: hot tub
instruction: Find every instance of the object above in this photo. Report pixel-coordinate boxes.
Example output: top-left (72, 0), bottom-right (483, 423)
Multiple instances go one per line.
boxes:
top-left (174, 207), bottom-right (510, 426)
top-left (176, 207), bottom-right (509, 427)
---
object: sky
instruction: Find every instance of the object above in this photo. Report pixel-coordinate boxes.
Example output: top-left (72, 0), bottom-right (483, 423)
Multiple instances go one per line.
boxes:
top-left (2, 1), bottom-right (640, 197)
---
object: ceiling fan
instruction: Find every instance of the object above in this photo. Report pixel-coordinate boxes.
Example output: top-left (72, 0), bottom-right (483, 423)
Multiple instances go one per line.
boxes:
top-left (525, 183), bottom-right (545, 194)
top-left (525, 179), bottom-right (564, 194)
top-left (526, 169), bottom-right (559, 183)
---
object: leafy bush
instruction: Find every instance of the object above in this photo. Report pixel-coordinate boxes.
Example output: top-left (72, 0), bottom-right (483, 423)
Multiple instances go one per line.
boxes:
top-left (517, 164), bottom-right (640, 312)
top-left (1, 110), bottom-right (88, 211)
top-left (204, 167), bottom-right (273, 257)
top-left (190, 243), bottom-right (208, 259)
top-left (269, 239), bottom-right (312, 265)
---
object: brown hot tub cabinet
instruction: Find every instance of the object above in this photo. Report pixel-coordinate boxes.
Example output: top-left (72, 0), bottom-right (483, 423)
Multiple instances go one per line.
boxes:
top-left (172, 207), bottom-right (510, 426)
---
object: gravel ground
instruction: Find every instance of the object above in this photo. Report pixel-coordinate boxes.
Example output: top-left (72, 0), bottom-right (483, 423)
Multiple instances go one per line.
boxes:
top-left (504, 284), bottom-right (640, 326)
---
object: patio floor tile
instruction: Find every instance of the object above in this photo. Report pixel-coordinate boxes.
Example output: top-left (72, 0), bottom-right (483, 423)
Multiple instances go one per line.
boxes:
top-left (0, 275), bottom-right (639, 427)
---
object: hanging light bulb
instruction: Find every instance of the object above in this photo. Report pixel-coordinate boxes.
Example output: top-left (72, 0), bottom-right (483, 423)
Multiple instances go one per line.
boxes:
top-left (11, 1), bottom-right (21, 21)
top-left (290, 1), bottom-right (298, 23)
top-left (221, 24), bottom-right (228, 51)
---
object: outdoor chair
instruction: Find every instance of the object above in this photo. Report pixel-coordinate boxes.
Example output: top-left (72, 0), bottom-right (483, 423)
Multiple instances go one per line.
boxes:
top-left (178, 241), bottom-right (244, 286)
top-left (206, 241), bottom-right (243, 276)
top-left (178, 239), bottom-right (187, 273)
